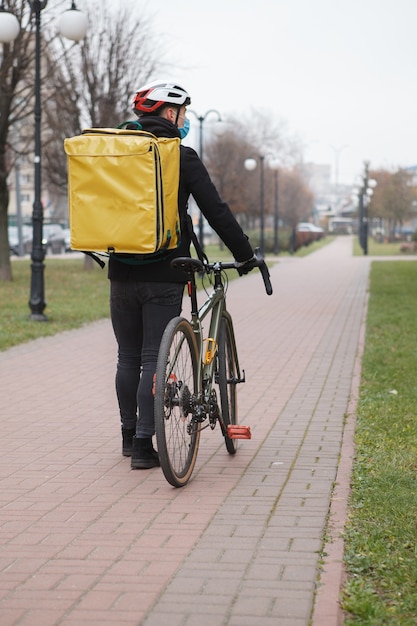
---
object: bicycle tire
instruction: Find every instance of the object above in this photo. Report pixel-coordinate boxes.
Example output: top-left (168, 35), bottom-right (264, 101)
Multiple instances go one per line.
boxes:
top-left (154, 317), bottom-right (201, 487)
top-left (217, 316), bottom-right (238, 454)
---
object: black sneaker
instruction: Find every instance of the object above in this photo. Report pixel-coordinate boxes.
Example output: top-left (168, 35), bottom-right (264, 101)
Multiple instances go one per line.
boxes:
top-left (131, 436), bottom-right (160, 470)
top-left (122, 427), bottom-right (136, 457)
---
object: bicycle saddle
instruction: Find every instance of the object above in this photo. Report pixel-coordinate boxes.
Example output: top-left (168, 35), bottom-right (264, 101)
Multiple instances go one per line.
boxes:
top-left (171, 257), bottom-right (205, 274)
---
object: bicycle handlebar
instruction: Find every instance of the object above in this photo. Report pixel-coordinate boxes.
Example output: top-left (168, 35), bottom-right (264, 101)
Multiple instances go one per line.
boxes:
top-left (201, 247), bottom-right (272, 296)
top-left (171, 247), bottom-right (273, 296)
top-left (253, 247), bottom-right (273, 296)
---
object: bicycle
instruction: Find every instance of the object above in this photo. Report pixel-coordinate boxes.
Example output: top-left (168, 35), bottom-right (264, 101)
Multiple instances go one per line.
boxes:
top-left (154, 247), bottom-right (273, 487)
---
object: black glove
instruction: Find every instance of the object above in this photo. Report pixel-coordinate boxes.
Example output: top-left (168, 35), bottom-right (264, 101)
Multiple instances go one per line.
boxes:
top-left (236, 255), bottom-right (257, 276)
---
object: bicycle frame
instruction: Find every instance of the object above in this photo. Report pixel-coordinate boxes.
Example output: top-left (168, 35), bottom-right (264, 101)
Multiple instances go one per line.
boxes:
top-left (186, 264), bottom-right (244, 430)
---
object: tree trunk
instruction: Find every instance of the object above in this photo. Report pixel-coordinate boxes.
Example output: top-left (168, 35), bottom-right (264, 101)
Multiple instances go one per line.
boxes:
top-left (0, 151), bottom-right (13, 282)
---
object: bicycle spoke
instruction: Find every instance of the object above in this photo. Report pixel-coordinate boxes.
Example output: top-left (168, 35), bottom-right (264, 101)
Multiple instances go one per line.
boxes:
top-left (155, 317), bottom-right (200, 487)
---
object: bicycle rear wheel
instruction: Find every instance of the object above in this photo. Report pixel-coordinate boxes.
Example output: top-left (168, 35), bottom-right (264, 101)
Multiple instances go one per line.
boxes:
top-left (218, 316), bottom-right (238, 454)
top-left (154, 317), bottom-right (201, 487)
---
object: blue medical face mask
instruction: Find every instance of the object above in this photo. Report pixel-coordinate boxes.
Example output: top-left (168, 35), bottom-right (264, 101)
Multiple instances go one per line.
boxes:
top-left (179, 117), bottom-right (190, 140)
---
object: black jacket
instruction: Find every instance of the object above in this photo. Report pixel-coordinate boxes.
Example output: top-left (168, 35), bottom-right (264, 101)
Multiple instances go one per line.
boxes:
top-left (108, 116), bottom-right (253, 283)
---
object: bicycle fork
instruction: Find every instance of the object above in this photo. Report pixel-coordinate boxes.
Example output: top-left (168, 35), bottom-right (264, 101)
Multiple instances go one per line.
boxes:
top-left (188, 276), bottom-right (251, 441)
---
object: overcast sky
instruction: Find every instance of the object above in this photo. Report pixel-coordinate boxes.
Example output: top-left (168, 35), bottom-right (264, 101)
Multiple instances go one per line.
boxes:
top-left (131, 0), bottom-right (417, 185)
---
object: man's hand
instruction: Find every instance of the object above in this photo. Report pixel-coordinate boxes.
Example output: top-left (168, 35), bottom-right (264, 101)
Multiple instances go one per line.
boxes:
top-left (236, 255), bottom-right (257, 276)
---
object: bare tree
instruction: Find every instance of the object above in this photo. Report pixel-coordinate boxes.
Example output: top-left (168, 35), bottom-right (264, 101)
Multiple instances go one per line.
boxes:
top-left (204, 128), bottom-right (256, 227)
top-left (204, 110), bottom-right (308, 231)
top-left (278, 168), bottom-right (315, 229)
top-left (44, 3), bottom-right (161, 216)
top-left (240, 108), bottom-right (304, 168)
top-left (0, 0), bottom-right (36, 280)
top-left (369, 167), bottom-right (417, 238)
top-left (0, 0), bottom-right (164, 280)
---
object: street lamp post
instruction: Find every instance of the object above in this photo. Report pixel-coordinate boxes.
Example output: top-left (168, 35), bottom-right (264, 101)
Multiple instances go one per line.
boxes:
top-left (244, 154), bottom-right (266, 256)
top-left (30, 0), bottom-right (48, 320)
top-left (330, 144), bottom-right (348, 198)
top-left (0, 1), bottom-right (87, 320)
top-left (259, 156), bottom-right (265, 255)
top-left (273, 168), bottom-right (279, 255)
top-left (266, 158), bottom-right (280, 256)
top-left (357, 161), bottom-right (377, 256)
top-left (189, 109), bottom-right (221, 251)
top-left (358, 186), bottom-right (366, 254)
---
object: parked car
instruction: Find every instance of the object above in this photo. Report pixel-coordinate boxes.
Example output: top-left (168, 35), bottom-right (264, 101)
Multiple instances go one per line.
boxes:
top-left (394, 227), bottom-right (414, 242)
top-left (297, 222), bottom-right (324, 236)
top-left (42, 224), bottom-right (66, 254)
top-left (296, 222), bottom-right (324, 248)
top-left (8, 225), bottom-right (33, 256)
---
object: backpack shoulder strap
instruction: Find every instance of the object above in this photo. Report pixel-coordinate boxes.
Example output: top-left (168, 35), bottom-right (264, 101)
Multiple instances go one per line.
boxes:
top-left (83, 251), bottom-right (106, 269)
top-left (117, 120), bottom-right (142, 130)
top-left (186, 214), bottom-right (208, 266)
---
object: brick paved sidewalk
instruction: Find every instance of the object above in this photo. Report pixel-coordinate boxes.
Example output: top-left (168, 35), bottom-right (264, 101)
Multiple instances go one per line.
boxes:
top-left (0, 237), bottom-right (369, 625)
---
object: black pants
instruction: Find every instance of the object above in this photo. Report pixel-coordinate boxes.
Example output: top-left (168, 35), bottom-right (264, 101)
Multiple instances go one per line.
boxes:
top-left (110, 280), bottom-right (184, 437)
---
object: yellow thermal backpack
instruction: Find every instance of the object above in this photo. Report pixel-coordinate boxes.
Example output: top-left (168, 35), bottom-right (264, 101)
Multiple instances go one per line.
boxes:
top-left (64, 125), bottom-right (181, 257)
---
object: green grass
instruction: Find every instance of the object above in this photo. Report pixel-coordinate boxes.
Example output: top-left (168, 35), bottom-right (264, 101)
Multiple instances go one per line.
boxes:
top-left (0, 257), bottom-right (110, 351)
top-left (352, 238), bottom-right (413, 256)
top-left (342, 261), bottom-right (417, 625)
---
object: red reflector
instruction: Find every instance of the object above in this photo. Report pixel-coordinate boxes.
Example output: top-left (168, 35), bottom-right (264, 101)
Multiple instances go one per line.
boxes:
top-left (227, 425), bottom-right (252, 439)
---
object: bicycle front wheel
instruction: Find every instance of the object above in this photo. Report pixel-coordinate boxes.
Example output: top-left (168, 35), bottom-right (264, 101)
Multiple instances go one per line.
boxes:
top-left (218, 316), bottom-right (239, 454)
top-left (154, 317), bottom-right (201, 487)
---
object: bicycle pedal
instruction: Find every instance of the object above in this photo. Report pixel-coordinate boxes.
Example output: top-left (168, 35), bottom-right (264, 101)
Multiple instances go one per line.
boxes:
top-left (227, 425), bottom-right (252, 439)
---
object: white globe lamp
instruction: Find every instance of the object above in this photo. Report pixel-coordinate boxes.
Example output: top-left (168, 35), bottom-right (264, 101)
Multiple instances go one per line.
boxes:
top-left (59, 4), bottom-right (88, 41)
top-left (0, 9), bottom-right (20, 43)
top-left (244, 158), bottom-right (257, 171)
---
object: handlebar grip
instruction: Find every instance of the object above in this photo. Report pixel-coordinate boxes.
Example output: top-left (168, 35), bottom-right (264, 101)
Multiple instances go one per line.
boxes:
top-left (254, 248), bottom-right (273, 295)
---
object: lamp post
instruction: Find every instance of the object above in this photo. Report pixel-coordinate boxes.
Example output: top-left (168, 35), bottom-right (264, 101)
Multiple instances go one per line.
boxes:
top-left (244, 155), bottom-right (266, 255)
top-left (273, 167), bottom-right (279, 255)
top-left (357, 161), bottom-right (377, 256)
top-left (0, 1), bottom-right (87, 320)
top-left (188, 109), bottom-right (221, 251)
top-left (330, 144), bottom-right (348, 198)
top-left (266, 159), bottom-right (280, 256)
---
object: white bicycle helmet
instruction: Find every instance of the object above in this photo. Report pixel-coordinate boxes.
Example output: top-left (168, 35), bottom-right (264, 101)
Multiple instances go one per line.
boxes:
top-left (132, 81), bottom-right (191, 115)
